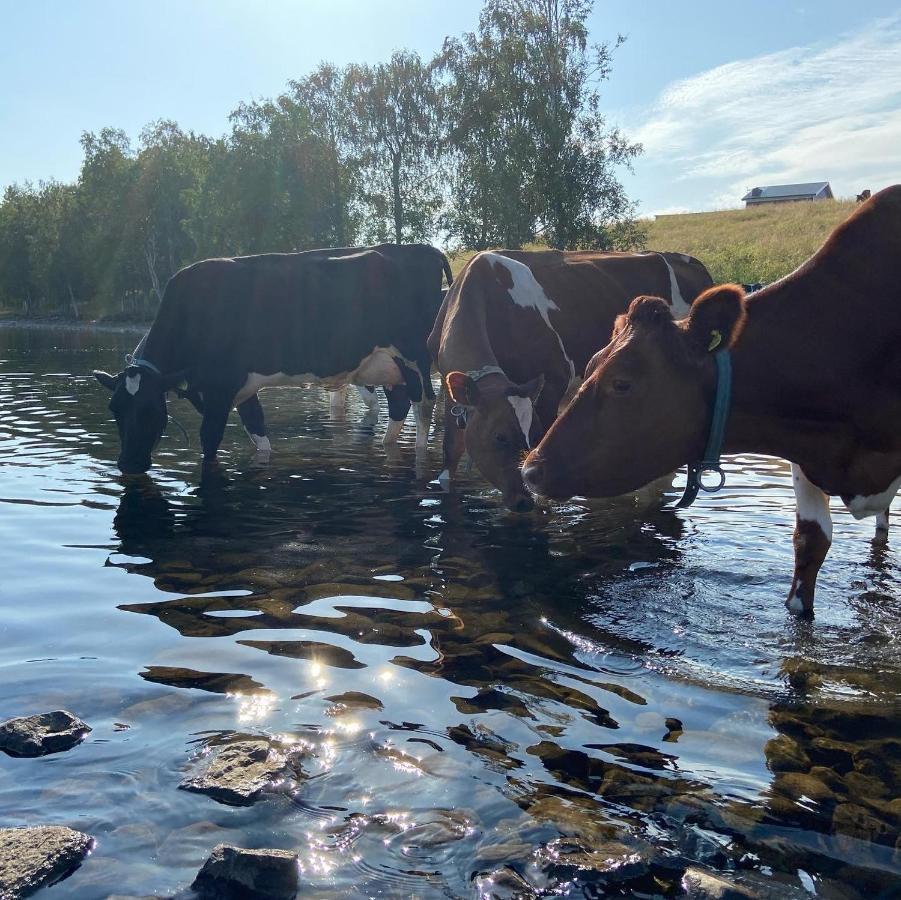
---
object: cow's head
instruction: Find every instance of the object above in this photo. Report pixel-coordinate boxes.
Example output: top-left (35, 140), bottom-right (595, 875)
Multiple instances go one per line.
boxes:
top-left (446, 370), bottom-right (544, 512)
top-left (93, 364), bottom-right (185, 474)
top-left (523, 286), bottom-right (747, 499)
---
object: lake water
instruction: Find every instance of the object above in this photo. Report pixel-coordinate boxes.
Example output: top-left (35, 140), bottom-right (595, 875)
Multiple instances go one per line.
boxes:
top-left (0, 325), bottom-right (899, 898)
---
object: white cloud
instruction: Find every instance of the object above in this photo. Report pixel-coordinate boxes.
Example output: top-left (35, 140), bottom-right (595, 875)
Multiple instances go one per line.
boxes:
top-left (629, 15), bottom-right (901, 210)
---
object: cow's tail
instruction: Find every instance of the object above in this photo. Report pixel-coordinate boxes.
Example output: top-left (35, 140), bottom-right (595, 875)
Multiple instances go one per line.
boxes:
top-left (441, 253), bottom-right (454, 288)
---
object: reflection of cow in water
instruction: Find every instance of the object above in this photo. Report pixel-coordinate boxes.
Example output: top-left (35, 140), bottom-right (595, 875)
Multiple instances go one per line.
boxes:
top-left (857, 189), bottom-right (871, 203)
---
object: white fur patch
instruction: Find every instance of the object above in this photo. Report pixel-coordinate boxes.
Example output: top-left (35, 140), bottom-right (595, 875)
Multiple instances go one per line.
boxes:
top-left (125, 373), bottom-right (141, 395)
top-left (876, 510), bottom-right (890, 531)
top-left (787, 594), bottom-right (805, 613)
top-left (659, 255), bottom-right (691, 319)
top-left (846, 473), bottom-right (901, 520)
top-left (792, 464), bottom-right (833, 541)
top-left (507, 395), bottom-right (534, 447)
top-left (484, 252), bottom-right (575, 380)
top-left (244, 430), bottom-right (271, 453)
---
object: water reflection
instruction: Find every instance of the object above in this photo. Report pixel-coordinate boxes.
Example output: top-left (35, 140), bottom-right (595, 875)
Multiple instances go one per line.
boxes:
top-left (0, 326), bottom-right (899, 897)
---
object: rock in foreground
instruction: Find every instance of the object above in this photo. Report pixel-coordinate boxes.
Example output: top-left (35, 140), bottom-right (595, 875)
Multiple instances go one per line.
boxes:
top-left (0, 711), bottom-right (91, 757)
top-left (0, 826), bottom-right (93, 900)
top-left (179, 739), bottom-right (300, 805)
top-left (192, 844), bottom-right (299, 899)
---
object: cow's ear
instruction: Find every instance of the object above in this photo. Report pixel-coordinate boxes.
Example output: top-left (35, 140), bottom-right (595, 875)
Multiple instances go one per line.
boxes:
top-left (509, 374), bottom-right (544, 402)
top-left (94, 370), bottom-right (119, 391)
top-left (685, 285), bottom-right (747, 353)
top-left (446, 371), bottom-right (479, 406)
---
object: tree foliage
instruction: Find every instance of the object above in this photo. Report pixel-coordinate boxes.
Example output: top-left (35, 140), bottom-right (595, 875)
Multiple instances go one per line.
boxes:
top-left (0, 0), bottom-right (642, 319)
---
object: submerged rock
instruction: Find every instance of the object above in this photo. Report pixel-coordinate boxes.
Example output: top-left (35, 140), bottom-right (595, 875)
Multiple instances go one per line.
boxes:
top-left (179, 739), bottom-right (302, 806)
top-left (191, 844), bottom-right (299, 899)
top-left (0, 825), bottom-right (93, 899)
top-left (473, 866), bottom-right (538, 899)
top-left (0, 711), bottom-right (91, 757)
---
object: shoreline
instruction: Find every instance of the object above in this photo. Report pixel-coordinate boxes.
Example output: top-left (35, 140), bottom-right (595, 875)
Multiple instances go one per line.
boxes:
top-left (0, 317), bottom-right (149, 335)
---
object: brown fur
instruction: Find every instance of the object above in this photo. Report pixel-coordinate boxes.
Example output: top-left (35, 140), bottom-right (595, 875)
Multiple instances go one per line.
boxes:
top-left (525, 185), bottom-right (901, 610)
top-left (430, 249), bottom-right (713, 508)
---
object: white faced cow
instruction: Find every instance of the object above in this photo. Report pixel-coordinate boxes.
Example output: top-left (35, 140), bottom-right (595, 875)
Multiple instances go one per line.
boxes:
top-left (524, 186), bottom-right (901, 615)
top-left (428, 249), bottom-right (713, 510)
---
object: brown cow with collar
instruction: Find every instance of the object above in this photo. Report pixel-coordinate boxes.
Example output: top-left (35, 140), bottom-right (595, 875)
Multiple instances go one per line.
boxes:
top-left (428, 249), bottom-right (713, 510)
top-left (523, 185), bottom-right (901, 615)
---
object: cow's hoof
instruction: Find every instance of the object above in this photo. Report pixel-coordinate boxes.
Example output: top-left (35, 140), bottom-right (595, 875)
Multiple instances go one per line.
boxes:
top-left (785, 593), bottom-right (814, 618)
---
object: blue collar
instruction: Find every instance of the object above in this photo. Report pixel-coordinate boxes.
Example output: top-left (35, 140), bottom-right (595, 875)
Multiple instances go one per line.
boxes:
top-left (675, 350), bottom-right (732, 508)
top-left (128, 357), bottom-right (161, 376)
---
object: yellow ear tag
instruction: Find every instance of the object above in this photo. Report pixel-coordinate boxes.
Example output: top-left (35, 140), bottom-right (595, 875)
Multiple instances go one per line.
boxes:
top-left (708, 329), bottom-right (722, 352)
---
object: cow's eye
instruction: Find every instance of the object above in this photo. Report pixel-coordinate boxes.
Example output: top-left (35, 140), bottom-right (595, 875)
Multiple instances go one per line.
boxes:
top-left (612, 378), bottom-right (632, 395)
top-left (494, 432), bottom-right (510, 446)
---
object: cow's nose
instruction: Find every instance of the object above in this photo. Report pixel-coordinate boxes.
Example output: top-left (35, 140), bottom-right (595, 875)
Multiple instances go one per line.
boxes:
top-left (522, 457), bottom-right (544, 493)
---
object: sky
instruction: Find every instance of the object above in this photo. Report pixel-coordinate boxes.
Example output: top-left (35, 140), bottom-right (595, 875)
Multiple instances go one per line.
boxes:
top-left (1, 0), bottom-right (899, 216)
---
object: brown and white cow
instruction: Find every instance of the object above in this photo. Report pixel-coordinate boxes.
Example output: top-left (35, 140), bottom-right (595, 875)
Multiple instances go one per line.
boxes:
top-left (523, 185), bottom-right (901, 614)
top-left (427, 249), bottom-right (713, 510)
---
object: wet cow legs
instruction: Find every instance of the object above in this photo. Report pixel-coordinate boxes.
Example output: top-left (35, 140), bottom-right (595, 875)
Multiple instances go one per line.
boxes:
top-left (384, 385), bottom-right (412, 444)
top-left (237, 394), bottom-right (270, 453)
top-left (787, 463), bottom-right (832, 615)
top-left (199, 390), bottom-right (237, 463)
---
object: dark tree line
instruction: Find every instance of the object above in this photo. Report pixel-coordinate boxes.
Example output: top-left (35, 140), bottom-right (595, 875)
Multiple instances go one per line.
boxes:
top-left (0, 0), bottom-right (642, 319)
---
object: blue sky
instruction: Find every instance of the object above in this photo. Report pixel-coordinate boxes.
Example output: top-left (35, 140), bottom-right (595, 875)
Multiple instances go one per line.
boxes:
top-left (2, 0), bottom-right (899, 216)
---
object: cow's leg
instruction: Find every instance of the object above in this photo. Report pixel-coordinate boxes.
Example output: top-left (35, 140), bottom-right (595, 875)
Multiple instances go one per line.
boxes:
top-left (356, 385), bottom-right (379, 421)
top-left (412, 399), bottom-right (432, 449)
top-left (414, 358), bottom-right (436, 449)
top-left (328, 386), bottom-right (347, 420)
top-left (874, 508), bottom-right (890, 543)
top-left (787, 463), bottom-right (832, 615)
top-left (200, 390), bottom-right (236, 463)
top-left (384, 384), bottom-right (411, 445)
top-left (417, 355), bottom-right (436, 403)
top-left (237, 394), bottom-right (271, 454)
top-left (438, 400), bottom-right (465, 486)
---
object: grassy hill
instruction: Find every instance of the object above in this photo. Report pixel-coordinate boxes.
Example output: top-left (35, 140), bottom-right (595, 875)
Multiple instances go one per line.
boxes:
top-left (448, 199), bottom-right (858, 285)
top-left (644, 199), bottom-right (857, 285)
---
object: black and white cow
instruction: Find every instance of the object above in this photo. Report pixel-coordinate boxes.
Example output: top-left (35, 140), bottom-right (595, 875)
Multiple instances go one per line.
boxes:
top-left (94, 246), bottom-right (448, 474)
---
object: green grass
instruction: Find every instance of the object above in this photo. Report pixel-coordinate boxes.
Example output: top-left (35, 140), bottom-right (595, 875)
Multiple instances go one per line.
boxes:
top-left (643, 199), bottom-right (858, 285)
top-left (448, 200), bottom-right (858, 284)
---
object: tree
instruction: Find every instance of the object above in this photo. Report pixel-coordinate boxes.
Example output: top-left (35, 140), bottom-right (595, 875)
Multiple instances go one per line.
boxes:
top-left (344, 51), bottom-right (442, 244)
top-left (135, 120), bottom-right (209, 302)
top-left (440, 0), bottom-right (641, 249)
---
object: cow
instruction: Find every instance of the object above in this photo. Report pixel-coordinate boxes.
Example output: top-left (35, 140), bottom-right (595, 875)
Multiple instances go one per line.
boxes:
top-left (427, 249), bottom-right (713, 511)
top-left (93, 245), bottom-right (447, 475)
top-left (857, 189), bottom-right (871, 203)
top-left (523, 186), bottom-right (901, 616)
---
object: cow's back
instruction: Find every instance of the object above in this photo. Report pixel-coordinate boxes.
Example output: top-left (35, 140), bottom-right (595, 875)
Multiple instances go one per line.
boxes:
top-left (150, 250), bottom-right (419, 379)
top-left (445, 249), bottom-right (711, 377)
